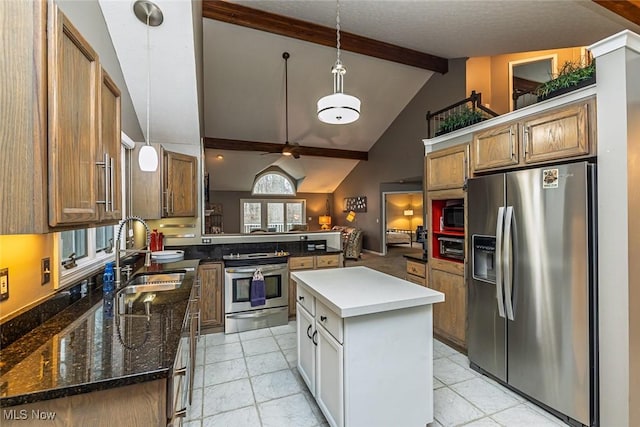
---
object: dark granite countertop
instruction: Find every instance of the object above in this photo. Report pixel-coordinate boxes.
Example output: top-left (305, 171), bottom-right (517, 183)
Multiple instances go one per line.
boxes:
top-left (178, 243), bottom-right (342, 264)
top-left (0, 259), bottom-right (200, 407)
top-left (403, 253), bottom-right (428, 263)
top-left (175, 243), bottom-right (342, 264)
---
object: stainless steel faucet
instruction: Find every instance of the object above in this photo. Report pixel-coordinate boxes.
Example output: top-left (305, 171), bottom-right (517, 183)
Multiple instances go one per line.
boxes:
top-left (114, 215), bottom-right (152, 288)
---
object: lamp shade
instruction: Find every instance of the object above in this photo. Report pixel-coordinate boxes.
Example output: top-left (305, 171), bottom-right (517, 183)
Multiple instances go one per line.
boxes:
top-left (138, 144), bottom-right (158, 172)
top-left (403, 209), bottom-right (414, 216)
top-left (317, 93), bottom-right (361, 124)
top-left (346, 211), bottom-right (356, 222)
top-left (319, 215), bottom-right (332, 230)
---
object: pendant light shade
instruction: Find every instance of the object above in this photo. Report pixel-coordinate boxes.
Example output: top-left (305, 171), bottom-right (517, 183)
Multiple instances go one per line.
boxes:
top-left (317, 0), bottom-right (360, 124)
top-left (317, 92), bottom-right (361, 124)
top-left (138, 144), bottom-right (158, 171)
top-left (134, 0), bottom-right (162, 172)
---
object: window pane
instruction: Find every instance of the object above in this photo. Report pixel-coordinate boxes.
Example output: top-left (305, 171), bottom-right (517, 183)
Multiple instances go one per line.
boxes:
top-left (244, 202), bottom-right (262, 233)
top-left (61, 229), bottom-right (87, 261)
top-left (287, 202), bottom-right (303, 226)
top-left (267, 203), bottom-right (284, 232)
top-left (96, 226), bottom-right (114, 252)
top-left (253, 173), bottom-right (295, 195)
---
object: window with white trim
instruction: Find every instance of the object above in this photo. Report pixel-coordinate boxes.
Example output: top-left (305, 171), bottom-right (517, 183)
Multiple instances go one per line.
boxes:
top-left (240, 199), bottom-right (306, 233)
top-left (252, 169), bottom-right (297, 196)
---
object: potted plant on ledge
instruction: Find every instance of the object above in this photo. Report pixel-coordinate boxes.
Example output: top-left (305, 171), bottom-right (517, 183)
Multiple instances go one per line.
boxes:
top-left (536, 59), bottom-right (596, 102)
top-left (435, 106), bottom-right (485, 136)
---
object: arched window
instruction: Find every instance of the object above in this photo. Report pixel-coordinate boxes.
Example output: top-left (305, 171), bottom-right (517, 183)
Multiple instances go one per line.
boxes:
top-left (252, 169), bottom-right (296, 195)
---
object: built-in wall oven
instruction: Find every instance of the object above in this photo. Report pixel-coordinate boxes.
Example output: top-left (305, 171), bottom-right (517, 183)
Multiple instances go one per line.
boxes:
top-left (223, 252), bottom-right (289, 334)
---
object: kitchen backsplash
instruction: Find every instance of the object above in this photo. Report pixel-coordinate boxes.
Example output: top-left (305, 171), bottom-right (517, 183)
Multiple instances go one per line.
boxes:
top-left (0, 234), bottom-right (56, 323)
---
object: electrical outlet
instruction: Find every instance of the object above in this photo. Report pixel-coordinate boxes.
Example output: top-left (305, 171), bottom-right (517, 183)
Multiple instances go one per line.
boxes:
top-left (42, 258), bottom-right (51, 285)
top-left (0, 268), bottom-right (8, 301)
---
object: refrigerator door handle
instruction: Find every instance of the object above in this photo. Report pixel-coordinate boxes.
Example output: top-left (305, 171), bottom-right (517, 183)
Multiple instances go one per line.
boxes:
top-left (504, 206), bottom-right (515, 321)
top-left (495, 206), bottom-right (506, 318)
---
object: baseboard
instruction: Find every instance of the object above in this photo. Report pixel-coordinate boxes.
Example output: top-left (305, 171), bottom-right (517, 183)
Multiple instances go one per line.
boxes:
top-left (362, 249), bottom-right (384, 256)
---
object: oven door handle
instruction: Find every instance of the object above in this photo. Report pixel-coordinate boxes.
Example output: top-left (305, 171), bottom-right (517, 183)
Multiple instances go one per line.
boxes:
top-left (226, 307), bottom-right (288, 319)
top-left (225, 265), bottom-right (287, 274)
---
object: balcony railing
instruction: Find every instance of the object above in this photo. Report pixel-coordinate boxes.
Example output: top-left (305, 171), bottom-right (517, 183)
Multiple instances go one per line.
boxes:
top-left (426, 91), bottom-right (499, 138)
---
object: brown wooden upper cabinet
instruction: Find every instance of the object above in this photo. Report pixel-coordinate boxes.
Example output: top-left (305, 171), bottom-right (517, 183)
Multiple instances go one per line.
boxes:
top-left (131, 144), bottom-right (198, 219)
top-left (3, 3), bottom-right (122, 233)
top-left (48, 5), bottom-right (101, 226)
top-left (472, 98), bottom-right (595, 173)
top-left (425, 144), bottom-right (469, 191)
top-left (98, 69), bottom-right (122, 222)
top-left (0, 0), bottom-right (49, 234)
top-left (164, 151), bottom-right (198, 217)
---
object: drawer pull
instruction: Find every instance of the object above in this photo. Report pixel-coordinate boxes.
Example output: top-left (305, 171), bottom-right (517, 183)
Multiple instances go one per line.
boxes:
top-left (320, 316), bottom-right (327, 322)
top-left (307, 324), bottom-right (313, 339)
top-left (312, 330), bottom-right (318, 346)
top-left (298, 295), bottom-right (304, 301)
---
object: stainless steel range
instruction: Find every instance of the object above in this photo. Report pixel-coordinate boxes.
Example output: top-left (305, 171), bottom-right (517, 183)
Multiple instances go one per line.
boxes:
top-left (223, 252), bottom-right (289, 334)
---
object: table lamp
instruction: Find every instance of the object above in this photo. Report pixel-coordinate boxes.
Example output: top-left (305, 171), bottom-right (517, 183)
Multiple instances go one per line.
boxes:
top-left (319, 215), bottom-right (332, 230)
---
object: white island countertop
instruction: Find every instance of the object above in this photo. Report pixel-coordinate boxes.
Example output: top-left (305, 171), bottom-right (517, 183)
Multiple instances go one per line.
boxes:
top-left (291, 266), bottom-right (444, 318)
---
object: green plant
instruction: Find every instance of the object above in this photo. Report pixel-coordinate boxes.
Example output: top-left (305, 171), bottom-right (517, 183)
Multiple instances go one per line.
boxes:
top-left (437, 107), bottom-right (484, 135)
top-left (535, 60), bottom-right (596, 100)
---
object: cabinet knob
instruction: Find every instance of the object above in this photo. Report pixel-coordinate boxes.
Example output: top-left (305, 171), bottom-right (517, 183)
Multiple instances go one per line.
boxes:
top-left (298, 296), bottom-right (304, 301)
top-left (320, 316), bottom-right (327, 322)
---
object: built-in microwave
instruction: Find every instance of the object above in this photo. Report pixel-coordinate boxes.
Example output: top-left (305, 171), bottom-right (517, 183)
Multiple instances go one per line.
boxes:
top-left (442, 205), bottom-right (464, 229)
top-left (438, 236), bottom-right (465, 260)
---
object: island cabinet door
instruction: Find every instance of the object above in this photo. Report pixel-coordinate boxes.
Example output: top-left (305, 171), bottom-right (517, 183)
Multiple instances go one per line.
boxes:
top-left (297, 304), bottom-right (316, 395)
top-left (316, 324), bottom-right (344, 427)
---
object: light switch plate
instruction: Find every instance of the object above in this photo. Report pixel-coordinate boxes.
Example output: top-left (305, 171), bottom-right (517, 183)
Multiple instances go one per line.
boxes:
top-left (0, 268), bottom-right (8, 301)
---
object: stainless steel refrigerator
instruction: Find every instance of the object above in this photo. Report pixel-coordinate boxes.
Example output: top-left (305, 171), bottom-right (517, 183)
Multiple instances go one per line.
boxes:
top-left (467, 161), bottom-right (597, 427)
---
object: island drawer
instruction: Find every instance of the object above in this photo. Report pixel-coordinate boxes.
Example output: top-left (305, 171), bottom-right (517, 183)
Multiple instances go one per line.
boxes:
top-left (315, 254), bottom-right (341, 268)
top-left (290, 256), bottom-right (315, 270)
top-left (296, 285), bottom-right (315, 315)
top-left (316, 300), bottom-right (343, 344)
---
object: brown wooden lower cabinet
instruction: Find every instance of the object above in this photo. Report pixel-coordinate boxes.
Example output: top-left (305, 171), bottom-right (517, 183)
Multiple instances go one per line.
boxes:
top-left (199, 262), bottom-right (224, 330)
top-left (1, 380), bottom-right (166, 426)
top-left (429, 266), bottom-right (466, 351)
top-left (406, 259), bottom-right (428, 286)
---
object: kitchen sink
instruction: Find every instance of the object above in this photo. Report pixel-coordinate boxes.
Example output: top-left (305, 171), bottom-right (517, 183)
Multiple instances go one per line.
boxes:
top-left (120, 270), bottom-right (186, 294)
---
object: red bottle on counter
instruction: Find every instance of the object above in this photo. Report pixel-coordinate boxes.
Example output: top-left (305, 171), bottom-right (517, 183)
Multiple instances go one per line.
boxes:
top-left (150, 229), bottom-right (161, 252)
top-left (158, 232), bottom-right (164, 251)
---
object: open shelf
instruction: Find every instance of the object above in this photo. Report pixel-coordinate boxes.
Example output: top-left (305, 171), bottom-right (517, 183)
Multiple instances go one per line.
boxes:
top-left (431, 198), bottom-right (465, 264)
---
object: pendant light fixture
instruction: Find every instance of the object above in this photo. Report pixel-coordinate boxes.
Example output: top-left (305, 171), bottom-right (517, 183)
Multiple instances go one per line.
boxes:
top-left (134, 0), bottom-right (163, 172)
top-left (317, 0), bottom-right (361, 125)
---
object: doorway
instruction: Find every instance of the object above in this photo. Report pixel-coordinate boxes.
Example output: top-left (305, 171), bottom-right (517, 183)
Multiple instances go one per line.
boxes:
top-left (381, 191), bottom-right (423, 255)
top-left (509, 55), bottom-right (557, 111)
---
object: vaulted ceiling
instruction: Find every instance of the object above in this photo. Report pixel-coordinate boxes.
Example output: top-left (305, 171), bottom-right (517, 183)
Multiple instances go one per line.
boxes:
top-left (100, 0), bottom-right (640, 193)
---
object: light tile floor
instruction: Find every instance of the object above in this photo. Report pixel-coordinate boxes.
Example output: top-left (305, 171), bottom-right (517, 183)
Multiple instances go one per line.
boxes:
top-left (184, 323), bottom-right (567, 427)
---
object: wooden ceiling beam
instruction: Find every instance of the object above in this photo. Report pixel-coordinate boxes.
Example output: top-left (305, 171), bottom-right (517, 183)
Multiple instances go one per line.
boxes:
top-left (203, 137), bottom-right (369, 161)
top-left (202, 0), bottom-right (448, 74)
top-left (593, 0), bottom-right (640, 26)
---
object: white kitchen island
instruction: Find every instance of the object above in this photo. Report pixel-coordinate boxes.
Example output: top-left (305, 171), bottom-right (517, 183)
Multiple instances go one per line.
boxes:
top-left (291, 266), bottom-right (445, 427)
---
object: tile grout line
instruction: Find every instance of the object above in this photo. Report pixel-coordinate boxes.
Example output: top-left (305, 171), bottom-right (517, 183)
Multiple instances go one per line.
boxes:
top-left (241, 330), bottom-right (267, 427)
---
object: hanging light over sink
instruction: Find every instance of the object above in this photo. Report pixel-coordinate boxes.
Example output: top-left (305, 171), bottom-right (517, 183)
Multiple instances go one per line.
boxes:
top-left (134, 0), bottom-right (163, 172)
